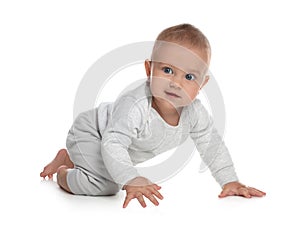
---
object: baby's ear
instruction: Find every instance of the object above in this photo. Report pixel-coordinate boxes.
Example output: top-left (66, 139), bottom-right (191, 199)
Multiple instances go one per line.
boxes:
top-left (144, 60), bottom-right (151, 77)
top-left (200, 75), bottom-right (210, 89)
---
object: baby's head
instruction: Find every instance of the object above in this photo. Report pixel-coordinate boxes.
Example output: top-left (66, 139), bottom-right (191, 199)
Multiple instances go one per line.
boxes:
top-left (145, 24), bottom-right (211, 107)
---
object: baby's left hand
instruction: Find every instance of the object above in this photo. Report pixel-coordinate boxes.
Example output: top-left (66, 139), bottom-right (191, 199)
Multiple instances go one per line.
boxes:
top-left (219, 181), bottom-right (266, 198)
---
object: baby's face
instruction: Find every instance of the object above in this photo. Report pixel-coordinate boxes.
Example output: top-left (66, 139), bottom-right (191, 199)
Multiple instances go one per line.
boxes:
top-left (148, 42), bottom-right (210, 108)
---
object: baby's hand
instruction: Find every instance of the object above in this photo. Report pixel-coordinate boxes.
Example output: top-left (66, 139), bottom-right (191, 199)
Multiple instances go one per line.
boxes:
top-left (219, 181), bottom-right (266, 198)
top-left (122, 177), bottom-right (164, 208)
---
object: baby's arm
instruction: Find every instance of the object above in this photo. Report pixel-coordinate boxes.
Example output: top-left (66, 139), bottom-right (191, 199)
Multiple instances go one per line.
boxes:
top-left (101, 96), bottom-right (163, 207)
top-left (190, 101), bottom-right (238, 186)
top-left (101, 96), bottom-right (142, 185)
top-left (190, 100), bottom-right (266, 198)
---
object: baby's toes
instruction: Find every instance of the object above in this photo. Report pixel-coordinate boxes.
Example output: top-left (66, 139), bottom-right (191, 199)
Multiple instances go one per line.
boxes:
top-left (40, 169), bottom-right (49, 178)
top-left (40, 165), bottom-right (54, 178)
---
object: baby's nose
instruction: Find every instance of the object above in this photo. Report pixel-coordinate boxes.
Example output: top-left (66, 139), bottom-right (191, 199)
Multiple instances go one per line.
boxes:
top-left (168, 76), bottom-right (182, 89)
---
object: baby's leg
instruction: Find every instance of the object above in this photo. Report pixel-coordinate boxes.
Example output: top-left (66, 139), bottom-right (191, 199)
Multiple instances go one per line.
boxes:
top-left (40, 149), bottom-right (74, 180)
top-left (64, 109), bottom-right (121, 196)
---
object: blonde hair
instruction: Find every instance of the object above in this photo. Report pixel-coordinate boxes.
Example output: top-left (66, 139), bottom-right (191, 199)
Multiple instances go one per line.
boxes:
top-left (155, 23), bottom-right (211, 58)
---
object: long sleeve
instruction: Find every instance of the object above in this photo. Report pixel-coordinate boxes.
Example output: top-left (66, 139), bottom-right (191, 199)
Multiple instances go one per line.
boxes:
top-left (189, 100), bottom-right (238, 187)
top-left (101, 96), bottom-right (143, 186)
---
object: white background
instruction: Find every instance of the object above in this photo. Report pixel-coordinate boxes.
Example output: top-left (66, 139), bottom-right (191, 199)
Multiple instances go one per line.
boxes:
top-left (1, 0), bottom-right (300, 225)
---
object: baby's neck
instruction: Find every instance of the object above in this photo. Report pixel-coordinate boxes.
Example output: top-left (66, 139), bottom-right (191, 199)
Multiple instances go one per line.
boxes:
top-left (152, 98), bottom-right (182, 126)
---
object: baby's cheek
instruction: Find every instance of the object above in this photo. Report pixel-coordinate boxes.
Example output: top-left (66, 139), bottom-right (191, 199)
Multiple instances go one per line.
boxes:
top-left (150, 77), bottom-right (168, 95)
top-left (189, 89), bottom-right (199, 99)
top-left (182, 89), bottom-right (198, 105)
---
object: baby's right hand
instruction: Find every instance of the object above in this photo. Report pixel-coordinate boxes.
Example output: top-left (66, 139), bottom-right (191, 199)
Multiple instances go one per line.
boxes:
top-left (122, 177), bottom-right (164, 208)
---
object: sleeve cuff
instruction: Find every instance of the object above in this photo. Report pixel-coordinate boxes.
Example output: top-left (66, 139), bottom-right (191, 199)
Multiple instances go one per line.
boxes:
top-left (115, 168), bottom-right (140, 187)
top-left (212, 166), bottom-right (239, 188)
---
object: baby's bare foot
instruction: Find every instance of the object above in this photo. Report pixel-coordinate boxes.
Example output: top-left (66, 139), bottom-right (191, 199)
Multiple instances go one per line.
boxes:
top-left (40, 149), bottom-right (74, 179)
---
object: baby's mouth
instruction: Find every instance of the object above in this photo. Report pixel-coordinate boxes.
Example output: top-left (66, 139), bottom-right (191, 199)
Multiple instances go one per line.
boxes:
top-left (164, 91), bottom-right (181, 98)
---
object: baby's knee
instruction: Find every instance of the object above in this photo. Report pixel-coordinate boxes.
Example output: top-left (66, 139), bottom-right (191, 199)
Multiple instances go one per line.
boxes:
top-left (57, 166), bottom-right (68, 183)
top-left (57, 165), bottom-right (68, 174)
top-left (57, 166), bottom-right (72, 193)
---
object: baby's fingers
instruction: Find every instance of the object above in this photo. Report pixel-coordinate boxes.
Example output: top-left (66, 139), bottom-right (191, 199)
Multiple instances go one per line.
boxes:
top-left (154, 184), bottom-right (161, 190)
top-left (238, 187), bottom-right (251, 198)
top-left (144, 192), bottom-right (159, 206)
top-left (149, 186), bottom-right (164, 200)
top-left (218, 188), bottom-right (235, 198)
top-left (137, 195), bottom-right (147, 208)
top-left (248, 187), bottom-right (266, 197)
top-left (123, 194), bottom-right (134, 208)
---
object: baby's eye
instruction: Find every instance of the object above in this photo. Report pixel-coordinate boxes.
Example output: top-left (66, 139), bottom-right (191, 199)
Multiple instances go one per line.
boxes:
top-left (162, 67), bottom-right (173, 74)
top-left (185, 74), bottom-right (195, 81)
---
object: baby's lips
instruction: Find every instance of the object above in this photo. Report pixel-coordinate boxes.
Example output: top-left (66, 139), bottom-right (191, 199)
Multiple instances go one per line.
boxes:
top-left (164, 91), bottom-right (181, 98)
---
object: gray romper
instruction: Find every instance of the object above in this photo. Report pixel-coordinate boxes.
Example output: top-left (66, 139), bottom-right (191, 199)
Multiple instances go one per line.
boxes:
top-left (65, 82), bottom-right (238, 195)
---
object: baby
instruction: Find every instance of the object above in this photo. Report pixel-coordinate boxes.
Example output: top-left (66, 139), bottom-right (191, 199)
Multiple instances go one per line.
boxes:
top-left (40, 24), bottom-right (266, 208)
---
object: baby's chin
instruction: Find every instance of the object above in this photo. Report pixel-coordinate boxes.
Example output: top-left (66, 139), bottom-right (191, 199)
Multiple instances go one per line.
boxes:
top-left (152, 95), bottom-right (192, 109)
